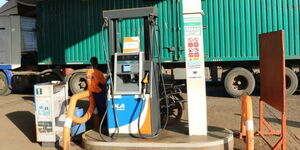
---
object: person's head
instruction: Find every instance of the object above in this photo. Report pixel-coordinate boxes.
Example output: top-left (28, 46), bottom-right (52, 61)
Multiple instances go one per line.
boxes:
top-left (90, 57), bottom-right (98, 66)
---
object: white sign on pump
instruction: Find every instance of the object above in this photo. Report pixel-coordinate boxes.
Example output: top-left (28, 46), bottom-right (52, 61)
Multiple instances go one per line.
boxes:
top-left (183, 0), bottom-right (207, 136)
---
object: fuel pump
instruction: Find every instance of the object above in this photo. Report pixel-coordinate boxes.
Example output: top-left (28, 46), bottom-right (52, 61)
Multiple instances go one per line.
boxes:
top-left (102, 7), bottom-right (161, 137)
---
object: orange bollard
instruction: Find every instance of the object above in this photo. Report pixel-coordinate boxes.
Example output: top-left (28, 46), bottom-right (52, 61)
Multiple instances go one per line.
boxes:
top-left (63, 91), bottom-right (95, 150)
top-left (240, 94), bottom-right (254, 150)
top-left (240, 95), bottom-right (247, 139)
top-left (245, 95), bottom-right (254, 150)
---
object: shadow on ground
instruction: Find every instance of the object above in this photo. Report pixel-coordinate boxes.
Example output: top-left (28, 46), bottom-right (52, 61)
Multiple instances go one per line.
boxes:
top-left (6, 111), bottom-right (64, 149)
top-left (206, 84), bottom-right (229, 97)
top-left (6, 111), bottom-right (36, 143)
top-left (234, 113), bottom-right (300, 128)
top-left (165, 121), bottom-right (189, 135)
top-left (22, 96), bottom-right (34, 102)
top-left (12, 88), bottom-right (34, 95)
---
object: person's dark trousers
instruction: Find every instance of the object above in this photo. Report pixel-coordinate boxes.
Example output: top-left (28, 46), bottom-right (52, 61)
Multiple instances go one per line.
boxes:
top-left (93, 91), bottom-right (107, 127)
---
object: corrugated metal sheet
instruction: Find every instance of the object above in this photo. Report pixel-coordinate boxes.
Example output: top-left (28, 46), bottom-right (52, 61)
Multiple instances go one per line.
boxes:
top-left (37, 0), bottom-right (185, 65)
top-left (202, 0), bottom-right (300, 62)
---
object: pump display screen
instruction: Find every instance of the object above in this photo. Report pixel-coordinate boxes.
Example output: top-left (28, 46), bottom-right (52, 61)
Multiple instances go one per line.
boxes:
top-left (114, 52), bottom-right (143, 94)
top-left (122, 65), bottom-right (131, 72)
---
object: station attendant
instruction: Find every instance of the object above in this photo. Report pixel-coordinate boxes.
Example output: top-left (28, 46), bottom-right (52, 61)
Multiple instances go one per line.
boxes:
top-left (86, 57), bottom-right (107, 128)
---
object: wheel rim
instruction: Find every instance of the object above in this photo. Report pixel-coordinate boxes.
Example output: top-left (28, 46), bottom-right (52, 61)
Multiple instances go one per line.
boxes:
top-left (71, 74), bottom-right (87, 94)
top-left (232, 75), bottom-right (248, 91)
top-left (169, 107), bottom-right (179, 120)
top-left (78, 78), bottom-right (87, 90)
top-left (167, 103), bottom-right (183, 124)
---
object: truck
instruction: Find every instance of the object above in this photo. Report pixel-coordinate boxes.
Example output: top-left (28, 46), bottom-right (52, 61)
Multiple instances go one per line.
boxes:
top-left (201, 0), bottom-right (300, 97)
top-left (0, 0), bottom-right (65, 96)
top-left (0, 0), bottom-right (299, 97)
top-left (0, 0), bottom-right (185, 95)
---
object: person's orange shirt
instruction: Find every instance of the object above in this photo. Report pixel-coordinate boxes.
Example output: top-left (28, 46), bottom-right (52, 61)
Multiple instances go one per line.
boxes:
top-left (86, 69), bottom-right (106, 93)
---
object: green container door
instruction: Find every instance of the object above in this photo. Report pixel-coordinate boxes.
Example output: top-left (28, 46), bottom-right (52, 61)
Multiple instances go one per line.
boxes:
top-left (37, 0), bottom-right (185, 65)
top-left (202, 0), bottom-right (300, 62)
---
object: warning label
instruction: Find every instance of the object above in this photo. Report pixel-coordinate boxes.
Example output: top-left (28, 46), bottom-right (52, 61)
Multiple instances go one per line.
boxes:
top-left (184, 15), bottom-right (203, 79)
top-left (187, 37), bottom-right (200, 61)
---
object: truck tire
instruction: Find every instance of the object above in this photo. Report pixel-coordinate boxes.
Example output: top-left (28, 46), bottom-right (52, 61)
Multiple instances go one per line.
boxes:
top-left (224, 67), bottom-right (255, 98)
top-left (0, 72), bottom-right (12, 96)
top-left (286, 67), bottom-right (298, 96)
top-left (70, 72), bottom-right (87, 94)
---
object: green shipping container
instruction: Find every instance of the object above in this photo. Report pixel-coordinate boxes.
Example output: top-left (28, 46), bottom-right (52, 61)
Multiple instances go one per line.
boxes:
top-left (38, 0), bottom-right (300, 65)
top-left (202, 0), bottom-right (300, 62)
top-left (37, 0), bottom-right (185, 65)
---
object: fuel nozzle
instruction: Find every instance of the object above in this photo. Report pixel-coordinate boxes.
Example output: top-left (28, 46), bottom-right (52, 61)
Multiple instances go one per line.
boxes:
top-left (143, 72), bottom-right (149, 84)
top-left (103, 17), bottom-right (109, 27)
top-left (142, 72), bottom-right (149, 100)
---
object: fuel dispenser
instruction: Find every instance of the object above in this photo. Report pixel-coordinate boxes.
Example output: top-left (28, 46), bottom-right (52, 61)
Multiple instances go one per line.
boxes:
top-left (102, 7), bottom-right (161, 137)
top-left (34, 82), bottom-right (68, 146)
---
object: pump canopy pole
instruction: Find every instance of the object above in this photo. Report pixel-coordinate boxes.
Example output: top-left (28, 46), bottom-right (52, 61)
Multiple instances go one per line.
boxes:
top-left (183, 0), bottom-right (207, 136)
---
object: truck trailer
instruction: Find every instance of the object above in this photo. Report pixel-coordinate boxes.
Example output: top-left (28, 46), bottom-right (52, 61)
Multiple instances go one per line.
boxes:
top-left (202, 0), bottom-right (300, 97)
top-left (0, 0), bottom-right (299, 97)
top-left (0, 0), bottom-right (65, 96)
top-left (0, 0), bottom-right (185, 95)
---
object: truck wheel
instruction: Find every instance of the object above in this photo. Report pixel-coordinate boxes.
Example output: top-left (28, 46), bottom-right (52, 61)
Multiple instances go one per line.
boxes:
top-left (286, 68), bottom-right (298, 96)
top-left (0, 72), bottom-right (12, 96)
top-left (70, 72), bottom-right (87, 94)
top-left (224, 67), bottom-right (255, 98)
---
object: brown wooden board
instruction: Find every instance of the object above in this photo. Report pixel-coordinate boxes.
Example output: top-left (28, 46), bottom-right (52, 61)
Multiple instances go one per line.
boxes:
top-left (259, 30), bottom-right (286, 112)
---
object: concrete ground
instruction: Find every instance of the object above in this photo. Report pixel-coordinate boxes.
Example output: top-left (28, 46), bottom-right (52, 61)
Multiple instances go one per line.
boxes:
top-left (0, 93), bottom-right (55, 150)
top-left (0, 84), bottom-right (299, 150)
top-left (205, 84), bottom-right (300, 149)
